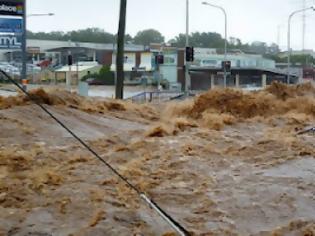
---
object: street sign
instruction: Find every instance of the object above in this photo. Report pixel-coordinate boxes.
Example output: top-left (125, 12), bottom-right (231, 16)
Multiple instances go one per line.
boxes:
top-left (0, 17), bottom-right (23, 33)
top-left (0, 34), bottom-right (22, 49)
top-left (27, 46), bottom-right (40, 53)
top-left (0, 0), bottom-right (24, 16)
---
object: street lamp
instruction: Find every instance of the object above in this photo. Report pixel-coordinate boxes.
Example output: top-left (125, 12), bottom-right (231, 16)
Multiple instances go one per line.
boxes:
top-left (186, 0), bottom-right (189, 47)
top-left (202, 1), bottom-right (228, 88)
top-left (287, 6), bottom-right (314, 84)
top-left (27, 13), bottom-right (55, 17)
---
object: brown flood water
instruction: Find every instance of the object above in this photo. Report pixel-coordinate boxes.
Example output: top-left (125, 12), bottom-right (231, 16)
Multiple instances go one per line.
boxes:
top-left (0, 83), bottom-right (315, 235)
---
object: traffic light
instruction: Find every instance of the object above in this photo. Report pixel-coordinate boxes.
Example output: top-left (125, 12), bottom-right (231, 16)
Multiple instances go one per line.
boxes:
top-left (222, 60), bottom-right (231, 72)
top-left (67, 55), bottom-right (73, 66)
top-left (186, 46), bottom-right (194, 62)
top-left (155, 54), bottom-right (164, 65)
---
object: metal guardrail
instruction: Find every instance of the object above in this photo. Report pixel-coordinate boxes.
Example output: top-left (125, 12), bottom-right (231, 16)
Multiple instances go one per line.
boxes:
top-left (127, 91), bottom-right (185, 103)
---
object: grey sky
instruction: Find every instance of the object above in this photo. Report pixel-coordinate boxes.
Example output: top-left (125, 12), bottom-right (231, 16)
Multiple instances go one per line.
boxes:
top-left (27, 0), bottom-right (315, 50)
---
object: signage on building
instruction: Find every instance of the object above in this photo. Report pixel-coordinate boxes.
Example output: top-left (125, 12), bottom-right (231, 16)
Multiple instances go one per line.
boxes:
top-left (27, 46), bottom-right (40, 54)
top-left (0, 17), bottom-right (23, 33)
top-left (0, 34), bottom-right (22, 49)
top-left (0, 0), bottom-right (24, 16)
top-left (195, 48), bottom-right (217, 56)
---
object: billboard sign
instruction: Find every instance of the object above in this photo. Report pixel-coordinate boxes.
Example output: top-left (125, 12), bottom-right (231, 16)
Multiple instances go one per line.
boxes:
top-left (0, 0), bottom-right (24, 16)
top-left (0, 34), bottom-right (22, 49)
top-left (0, 17), bottom-right (22, 33)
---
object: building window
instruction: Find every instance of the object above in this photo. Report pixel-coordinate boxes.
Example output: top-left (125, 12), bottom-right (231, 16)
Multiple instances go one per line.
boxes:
top-left (202, 59), bottom-right (217, 66)
top-left (164, 56), bottom-right (175, 65)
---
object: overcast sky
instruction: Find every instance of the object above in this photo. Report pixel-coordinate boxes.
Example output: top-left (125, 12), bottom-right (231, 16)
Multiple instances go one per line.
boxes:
top-left (27, 0), bottom-right (315, 50)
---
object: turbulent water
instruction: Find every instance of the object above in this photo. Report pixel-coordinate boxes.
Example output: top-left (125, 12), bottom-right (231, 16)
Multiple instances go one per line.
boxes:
top-left (0, 83), bottom-right (315, 235)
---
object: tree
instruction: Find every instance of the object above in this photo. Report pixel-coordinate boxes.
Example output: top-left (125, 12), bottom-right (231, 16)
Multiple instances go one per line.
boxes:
top-left (249, 41), bottom-right (268, 54)
top-left (267, 54), bottom-right (315, 66)
top-left (168, 34), bottom-right (188, 47)
top-left (169, 32), bottom-right (282, 56)
top-left (169, 32), bottom-right (225, 48)
top-left (125, 34), bottom-right (133, 43)
top-left (229, 37), bottom-right (242, 48)
top-left (133, 29), bottom-right (165, 46)
top-left (267, 43), bottom-right (280, 55)
top-left (27, 30), bottom-right (66, 41)
top-left (116, 0), bottom-right (127, 99)
top-left (68, 28), bottom-right (115, 43)
top-left (27, 28), bottom-right (115, 44)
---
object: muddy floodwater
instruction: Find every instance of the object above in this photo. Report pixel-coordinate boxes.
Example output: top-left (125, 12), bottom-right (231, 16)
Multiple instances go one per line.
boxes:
top-left (0, 83), bottom-right (315, 235)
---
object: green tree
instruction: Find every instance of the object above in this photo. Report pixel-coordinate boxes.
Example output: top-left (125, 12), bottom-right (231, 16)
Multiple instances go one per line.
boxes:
top-left (68, 28), bottom-right (115, 43)
top-left (168, 34), bottom-right (187, 47)
top-left (267, 54), bottom-right (315, 66)
top-left (114, 33), bottom-right (133, 44)
top-left (27, 30), bottom-right (66, 41)
top-left (27, 28), bottom-right (115, 44)
top-left (133, 29), bottom-right (165, 46)
top-left (169, 32), bottom-right (225, 48)
top-left (169, 32), bottom-right (281, 56)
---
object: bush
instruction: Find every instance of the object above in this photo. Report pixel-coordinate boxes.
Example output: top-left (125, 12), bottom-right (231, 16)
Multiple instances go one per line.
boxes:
top-left (82, 66), bottom-right (115, 85)
top-left (82, 73), bottom-right (98, 81)
top-left (99, 65), bottom-right (111, 76)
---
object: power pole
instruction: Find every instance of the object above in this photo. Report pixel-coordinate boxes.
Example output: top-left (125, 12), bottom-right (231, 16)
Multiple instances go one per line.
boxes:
top-left (21, 0), bottom-right (27, 90)
top-left (116, 0), bottom-right (127, 99)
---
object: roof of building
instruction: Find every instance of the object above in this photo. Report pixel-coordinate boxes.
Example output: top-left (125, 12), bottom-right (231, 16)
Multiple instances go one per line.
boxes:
top-left (55, 61), bottom-right (101, 72)
top-left (27, 39), bottom-right (146, 52)
top-left (189, 66), bottom-right (298, 78)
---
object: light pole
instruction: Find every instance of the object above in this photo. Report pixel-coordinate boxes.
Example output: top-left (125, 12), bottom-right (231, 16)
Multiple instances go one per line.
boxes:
top-left (186, 0), bottom-right (189, 47)
top-left (202, 1), bottom-right (228, 88)
top-left (287, 6), bottom-right (314, 84)
top-left (21, 0), bottom-right (27, 90)
top-left (27, 13), bottom-right (55, 17)
top-left (185, 0), bottom-right (191, 93)
top-left (21, 12), bottom-right (55, 89)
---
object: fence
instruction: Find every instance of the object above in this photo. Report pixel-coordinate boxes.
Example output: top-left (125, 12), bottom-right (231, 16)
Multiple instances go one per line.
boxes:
top-left (127, 91), bottom-right (185, 103)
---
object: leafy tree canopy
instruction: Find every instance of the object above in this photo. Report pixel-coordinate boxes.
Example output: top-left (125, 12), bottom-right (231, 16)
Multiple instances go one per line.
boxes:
top-left (28, 28), bottom-right (297, 60)
top-left (133, 29), bottom-right (165, 46)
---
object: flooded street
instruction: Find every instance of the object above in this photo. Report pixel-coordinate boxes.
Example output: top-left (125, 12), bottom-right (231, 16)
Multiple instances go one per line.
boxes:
top-left (0, 83), bottom-right (315, 235)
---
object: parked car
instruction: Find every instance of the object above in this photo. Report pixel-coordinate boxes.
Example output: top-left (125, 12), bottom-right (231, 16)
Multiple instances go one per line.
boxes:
top-left (87, 78), bottom-right (106, 85)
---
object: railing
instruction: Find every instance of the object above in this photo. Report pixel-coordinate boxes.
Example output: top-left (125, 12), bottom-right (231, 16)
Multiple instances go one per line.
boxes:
top-left (127, 91), bottom-right (185, 103)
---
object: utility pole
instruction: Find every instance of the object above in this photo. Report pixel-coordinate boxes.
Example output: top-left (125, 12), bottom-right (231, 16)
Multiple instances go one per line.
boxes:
top-left (116, 0), bottom-right (127, 99)
top-left (186, 0), bottom-right (189, 47)
top-left (21, 0), bottom-right (27, 90)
